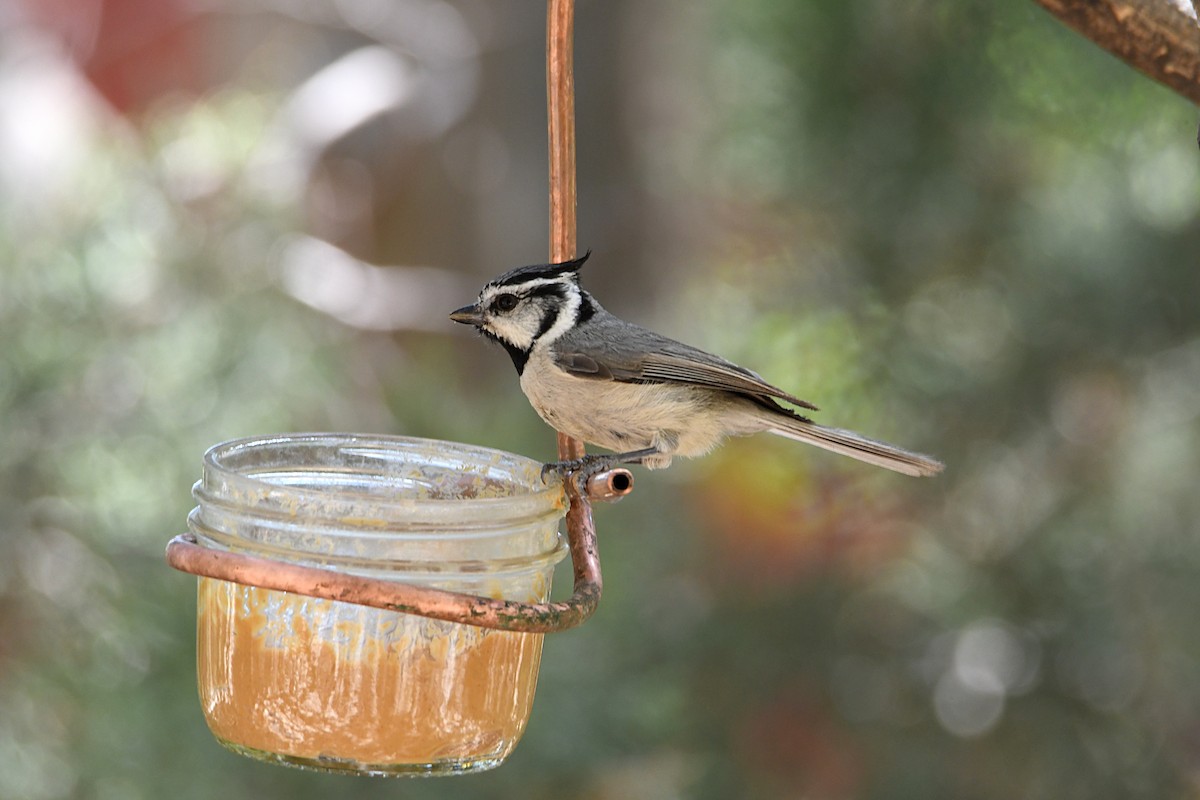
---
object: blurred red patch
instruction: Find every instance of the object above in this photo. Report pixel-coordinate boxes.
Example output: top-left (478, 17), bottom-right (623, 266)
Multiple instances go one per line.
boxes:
top-left (24, 0), bottom-right (211, 114)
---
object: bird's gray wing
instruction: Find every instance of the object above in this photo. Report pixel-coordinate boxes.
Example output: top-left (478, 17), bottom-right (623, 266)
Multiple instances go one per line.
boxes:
top-left (551, 316), bottom-right (818, 411)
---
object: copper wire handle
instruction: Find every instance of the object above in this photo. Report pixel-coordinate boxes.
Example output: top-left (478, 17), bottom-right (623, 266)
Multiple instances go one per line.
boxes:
top-left (165, 468), bottom-right (632, 634)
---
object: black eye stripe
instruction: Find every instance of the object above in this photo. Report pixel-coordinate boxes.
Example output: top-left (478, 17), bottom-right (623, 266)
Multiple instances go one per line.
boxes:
top-left (488, 283), bottom-right (566, 310)
top-left (528, 284), bottom-right (567, 300)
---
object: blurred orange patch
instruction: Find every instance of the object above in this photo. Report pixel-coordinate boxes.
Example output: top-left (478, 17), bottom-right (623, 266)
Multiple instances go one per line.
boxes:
top-left (690, 441), bottom-right (921, 588)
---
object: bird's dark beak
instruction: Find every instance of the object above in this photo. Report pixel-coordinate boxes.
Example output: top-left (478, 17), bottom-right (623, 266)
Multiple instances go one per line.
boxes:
top-left (450, 304), bottom-right (484, 326)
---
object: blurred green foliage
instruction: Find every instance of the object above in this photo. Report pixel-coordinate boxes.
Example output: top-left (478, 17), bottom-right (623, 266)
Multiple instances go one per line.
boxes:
top-left (1, 1), bottom-right (1199, 799)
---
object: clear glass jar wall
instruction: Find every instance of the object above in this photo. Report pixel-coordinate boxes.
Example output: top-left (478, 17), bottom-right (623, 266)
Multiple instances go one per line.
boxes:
top-left (187, 434), bottom-right (568, 776)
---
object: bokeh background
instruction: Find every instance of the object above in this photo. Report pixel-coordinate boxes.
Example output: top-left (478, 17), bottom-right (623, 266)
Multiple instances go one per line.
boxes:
top-left (2, 0), bottom-right (1199, 798)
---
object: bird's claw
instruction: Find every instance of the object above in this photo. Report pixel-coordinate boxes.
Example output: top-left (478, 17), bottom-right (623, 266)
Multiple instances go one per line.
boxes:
top-left (540, 454), bottom-right (619, 487)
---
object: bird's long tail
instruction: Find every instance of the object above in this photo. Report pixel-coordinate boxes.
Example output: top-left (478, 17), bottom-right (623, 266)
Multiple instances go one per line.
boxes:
top-left (766, 417), bottom-right (944, 477)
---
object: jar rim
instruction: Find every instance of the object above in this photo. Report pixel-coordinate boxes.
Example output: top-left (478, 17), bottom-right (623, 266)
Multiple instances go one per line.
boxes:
top-left (199, 433), bottom-right (566, 528)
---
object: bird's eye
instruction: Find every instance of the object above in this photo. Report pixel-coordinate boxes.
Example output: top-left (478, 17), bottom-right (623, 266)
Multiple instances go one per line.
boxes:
top-left (493, 293), bottom-right (519, 312)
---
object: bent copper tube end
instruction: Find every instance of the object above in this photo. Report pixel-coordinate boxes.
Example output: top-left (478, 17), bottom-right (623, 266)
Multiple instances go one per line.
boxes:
top-left (584, 468), bottom-right (634, 502)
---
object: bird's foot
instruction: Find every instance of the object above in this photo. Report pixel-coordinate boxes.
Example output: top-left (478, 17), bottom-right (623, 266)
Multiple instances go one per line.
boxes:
top-left (540, 454), bottom-right (619, 486)
top-left (540, 447), bottom-right (659, 486)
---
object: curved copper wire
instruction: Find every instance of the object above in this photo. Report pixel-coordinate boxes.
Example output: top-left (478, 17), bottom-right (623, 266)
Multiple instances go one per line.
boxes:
top-left (165, 468), bottom-right (632, 634)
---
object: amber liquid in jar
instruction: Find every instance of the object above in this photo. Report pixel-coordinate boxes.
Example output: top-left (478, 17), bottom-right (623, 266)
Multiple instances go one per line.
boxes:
top-left (197, 581), bottom-right (544, 774)
top-left (186, 434), bottom-right (567, 776)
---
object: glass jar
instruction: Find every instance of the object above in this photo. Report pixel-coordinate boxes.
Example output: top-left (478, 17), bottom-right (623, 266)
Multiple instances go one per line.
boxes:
top-left (186, 433), bottom-right (568, 777)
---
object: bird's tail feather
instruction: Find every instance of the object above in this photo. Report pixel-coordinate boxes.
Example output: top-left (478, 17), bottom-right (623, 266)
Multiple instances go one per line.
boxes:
top-left (766, 418), bottom-right (944, 477)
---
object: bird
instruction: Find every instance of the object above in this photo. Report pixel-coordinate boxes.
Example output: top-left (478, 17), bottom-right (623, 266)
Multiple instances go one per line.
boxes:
top-left (450, 252), bottom-right (943, 478)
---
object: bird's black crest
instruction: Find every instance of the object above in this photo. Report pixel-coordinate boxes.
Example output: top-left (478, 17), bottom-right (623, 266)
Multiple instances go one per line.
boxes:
top-left (488, 250), bottom-right (591, 288)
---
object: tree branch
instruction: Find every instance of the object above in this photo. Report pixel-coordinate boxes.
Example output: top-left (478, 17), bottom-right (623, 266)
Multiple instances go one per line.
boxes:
top-left (1033, 0), bottom-right (1200, 106)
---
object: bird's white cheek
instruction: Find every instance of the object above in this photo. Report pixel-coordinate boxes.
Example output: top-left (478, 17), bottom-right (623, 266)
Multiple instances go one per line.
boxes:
top-left (488, 319), bottom-right (534, 351)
